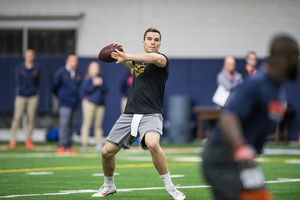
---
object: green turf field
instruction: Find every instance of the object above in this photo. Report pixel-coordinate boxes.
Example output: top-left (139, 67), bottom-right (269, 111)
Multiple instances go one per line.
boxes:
top-left (0, 142), bottom-right (299, 199)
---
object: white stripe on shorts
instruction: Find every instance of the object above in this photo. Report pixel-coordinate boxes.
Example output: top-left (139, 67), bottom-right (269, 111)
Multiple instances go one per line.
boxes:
top-left (130, 114), bottom-right (143, 137)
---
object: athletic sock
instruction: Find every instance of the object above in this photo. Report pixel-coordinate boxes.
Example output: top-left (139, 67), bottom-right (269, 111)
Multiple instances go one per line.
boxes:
top-left (161, 172), bottom-right (174, 191)
top-left (104, 175), bottom-right (114, 187)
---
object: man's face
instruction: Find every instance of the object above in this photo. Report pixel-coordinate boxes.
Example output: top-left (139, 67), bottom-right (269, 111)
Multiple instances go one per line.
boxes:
top-left (143, 32), bottom-right (161, 53)
top-left (246, 53), bottom-right (257, 68)
top-left (88, 62), bottom-right (100, 77)
top-left (66, 55), bottom-right (78, 70)
top-left (24, 50), bottom-right (35, 63)
top-left (225, 58), bottom-right (236, 72)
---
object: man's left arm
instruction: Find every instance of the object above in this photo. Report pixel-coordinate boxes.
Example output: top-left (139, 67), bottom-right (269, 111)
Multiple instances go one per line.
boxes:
top-left (112, 50), bottom-right (167, 68)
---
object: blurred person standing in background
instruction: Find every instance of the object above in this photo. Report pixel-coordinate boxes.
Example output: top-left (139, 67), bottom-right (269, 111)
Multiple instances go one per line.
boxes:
top-left (213, 56), bottom-right (243, 107)
top-left (52, 55), bottom-right (82, 154)
top-left (9, 49), bottom-right (41, 149)
top-left (80, 61), bottom-right (108, 151)
top-left (217, 56), bottom-right (243, 92)
top-left (240, 51), bottom-right (258, 79)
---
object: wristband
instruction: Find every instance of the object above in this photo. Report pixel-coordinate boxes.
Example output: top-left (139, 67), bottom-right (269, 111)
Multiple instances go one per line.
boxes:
top-left (233, 144), bottom-right (256, 162)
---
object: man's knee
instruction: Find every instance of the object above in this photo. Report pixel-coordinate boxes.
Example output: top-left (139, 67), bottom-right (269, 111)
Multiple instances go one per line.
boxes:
top-left (101, 146), bottom-right (113, 159)
top-left (146, 140), bottom-right (160, 151)
top-left (145, 133), bottom-right (161, 152)
top-left (102, 142), bottom-right (120, 159)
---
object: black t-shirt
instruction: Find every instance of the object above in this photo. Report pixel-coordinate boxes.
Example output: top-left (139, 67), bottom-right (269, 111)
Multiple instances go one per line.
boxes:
top-left (124, 53), bottom-right (169, 115)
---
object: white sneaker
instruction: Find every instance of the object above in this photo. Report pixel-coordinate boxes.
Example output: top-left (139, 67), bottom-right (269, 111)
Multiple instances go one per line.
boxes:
top-left (92, 185), bottom-right (116, 197)
top-left (168, 187), bottom-right (185, 200)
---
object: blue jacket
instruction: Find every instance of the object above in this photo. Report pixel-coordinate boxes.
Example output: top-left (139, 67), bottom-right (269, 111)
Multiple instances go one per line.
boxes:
top-left (81, 76), bottom-right (108, 105)
top-left (16, 63), bottom-right (41, 97)
top-left (52, 66), bottom-right (83, 108)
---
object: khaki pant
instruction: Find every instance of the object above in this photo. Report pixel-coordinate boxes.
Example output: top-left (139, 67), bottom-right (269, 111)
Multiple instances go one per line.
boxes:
top-left (80, 99), bottom-right (105, 145)
top-left (10, 96), bottom-right (39, 142)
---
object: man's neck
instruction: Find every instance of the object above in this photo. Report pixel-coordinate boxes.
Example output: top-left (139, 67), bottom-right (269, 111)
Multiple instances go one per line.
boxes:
top-left (66, 64), bottom-right (76, 72)
top-left (25, 61), bottom-right (34, 69)
top-left (246, 64), bottom-right (256, 70)
top-left (265, 64), bottom-right (285, 84)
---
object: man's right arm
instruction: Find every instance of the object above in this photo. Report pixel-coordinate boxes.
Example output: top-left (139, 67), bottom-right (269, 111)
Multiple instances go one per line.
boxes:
top-left (219, 110), bottom-right (256, 162)
top-left (219, 110), bottom-right (245, 151)
top-left (121, 61), bottom-right (134, 68)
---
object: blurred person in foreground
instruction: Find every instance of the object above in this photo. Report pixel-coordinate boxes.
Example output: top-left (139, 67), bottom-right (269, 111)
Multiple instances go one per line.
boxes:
top-left (80, 61), bottom-right (108, 151)
top-left (202, 34), bottom-right (299, 200)
top-left (240, 51), bottom-right (258, 79)
top-left (217, 56), bottom-right (243, 92)
top-left (52, 55), bottom-right (82, 154)
top-left (91, 28), bottom-right (185, 200)
top-left (10, 49), bottom-right (41, 149)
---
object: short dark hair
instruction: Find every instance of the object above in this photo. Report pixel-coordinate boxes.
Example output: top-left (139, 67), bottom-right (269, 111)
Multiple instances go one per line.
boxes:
top-left (143, 28), bottom-right (161, 41)
top-left (267, 34), bottom-right (299, 67)
top-left (270, 34), bottom-right (299, 57)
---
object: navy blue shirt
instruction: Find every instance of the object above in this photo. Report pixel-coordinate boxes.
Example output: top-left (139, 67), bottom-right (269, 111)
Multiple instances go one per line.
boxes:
top-left (52, 66), bottom-right (82, 108)
top-left (16, 63), bottom-right (41, 97)
top-left (81, 76), bottom-right (108, 105)
top-left (120, 72), bottom-right (133, 97)
top-left (212, 70), bottom-right (286, 153)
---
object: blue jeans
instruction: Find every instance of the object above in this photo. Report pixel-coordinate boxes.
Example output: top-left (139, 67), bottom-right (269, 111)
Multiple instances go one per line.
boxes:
top-left (58, 106), bottom-right (79, 148)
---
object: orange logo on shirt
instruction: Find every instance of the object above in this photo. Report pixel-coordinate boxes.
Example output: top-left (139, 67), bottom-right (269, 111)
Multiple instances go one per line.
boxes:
top-left (268, 101), bottom-right (285, 122)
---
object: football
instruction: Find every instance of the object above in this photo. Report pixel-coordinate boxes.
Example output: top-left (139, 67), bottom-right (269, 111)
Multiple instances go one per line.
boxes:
top-left (98, 44), bottom-right (123, 63)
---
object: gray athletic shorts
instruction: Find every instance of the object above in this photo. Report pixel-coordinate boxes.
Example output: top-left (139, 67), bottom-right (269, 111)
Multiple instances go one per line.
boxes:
top-left (106, 113), bottom-right (163, 150)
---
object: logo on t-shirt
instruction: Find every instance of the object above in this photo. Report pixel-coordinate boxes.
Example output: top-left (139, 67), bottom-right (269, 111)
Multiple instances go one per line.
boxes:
top-left (76, 74), bottom-right (82, 82)
top-left (33, 69), bottom-right (39, 78)
top-left (134, 64), bottom-right (145, 77)
top-left (268, 100), bottom-right (285, 122)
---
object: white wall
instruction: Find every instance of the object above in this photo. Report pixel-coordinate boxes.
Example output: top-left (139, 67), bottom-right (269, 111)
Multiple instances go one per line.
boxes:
top-left (1, 0), bottom-right (300, 58)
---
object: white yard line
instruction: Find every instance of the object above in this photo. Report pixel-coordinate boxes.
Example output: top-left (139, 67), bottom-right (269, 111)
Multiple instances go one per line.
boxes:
top-left (1, 178), bottom-right (300, 198)
top-left (26, 172), bottom-right (53, 175)
top-left (92, 172), bottom-right (120, 176)
top-left (263, 149), bottom-right (300, 155)
top-left (284, 160), bottom-right (300, 164)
